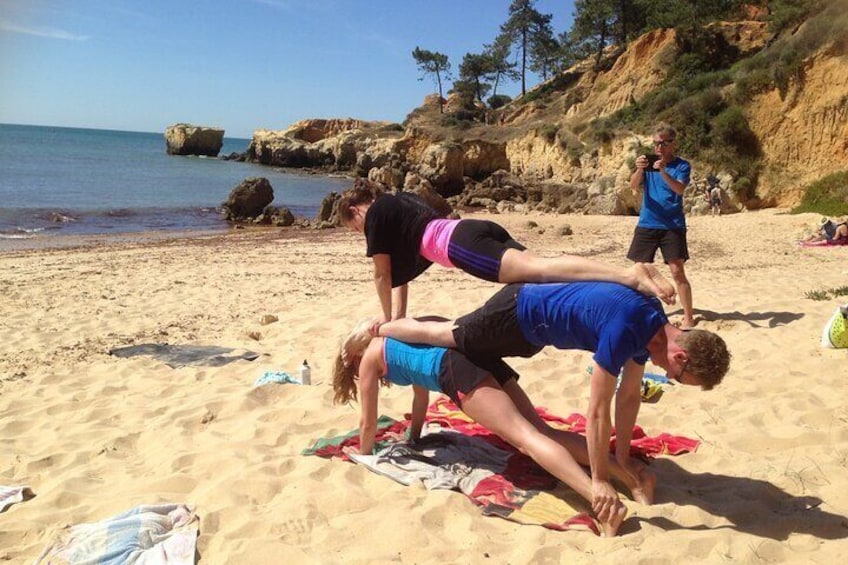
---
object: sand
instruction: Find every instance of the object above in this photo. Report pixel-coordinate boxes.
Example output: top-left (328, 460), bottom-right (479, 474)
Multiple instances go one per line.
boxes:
top-left (1, 209), bottom-right (847, 563)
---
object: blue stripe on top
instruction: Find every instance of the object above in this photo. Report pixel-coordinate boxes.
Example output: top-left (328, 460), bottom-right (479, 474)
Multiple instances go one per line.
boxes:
top-left (383, 338), bottom-right (445, 393)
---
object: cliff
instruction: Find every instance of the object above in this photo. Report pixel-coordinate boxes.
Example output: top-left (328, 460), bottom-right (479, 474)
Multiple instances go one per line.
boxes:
top-left (244, 10), bottom-right (848, 214)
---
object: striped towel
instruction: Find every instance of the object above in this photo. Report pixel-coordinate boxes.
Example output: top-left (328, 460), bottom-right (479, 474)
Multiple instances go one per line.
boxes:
top-left (34, 503), bottom-right (198, 565)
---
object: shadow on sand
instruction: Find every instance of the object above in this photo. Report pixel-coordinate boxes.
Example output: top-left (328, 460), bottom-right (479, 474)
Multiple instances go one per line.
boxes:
top-left (667, 308), bottom-right (805, 329)
top-left (623, 459), bottom-right (848, 540)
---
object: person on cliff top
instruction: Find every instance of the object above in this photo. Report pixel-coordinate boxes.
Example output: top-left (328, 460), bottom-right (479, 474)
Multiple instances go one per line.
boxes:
top-left (628, 123), bottom-right (696, 329)
top-left (341, 281), bottom-right (731, 524)
top-left (334, 320), bottom-right (657, 537)
top-left (337, 178), bottom-right (675, 323)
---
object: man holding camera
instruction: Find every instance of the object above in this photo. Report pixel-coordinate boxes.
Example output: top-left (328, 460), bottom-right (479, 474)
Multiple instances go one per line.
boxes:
top-left (628, 123), bottom-right (695, 328)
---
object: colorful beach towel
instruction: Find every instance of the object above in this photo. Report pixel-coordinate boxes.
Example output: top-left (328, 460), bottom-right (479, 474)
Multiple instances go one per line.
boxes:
top-left (303, 396), bottom-right (699, 535)
top-left (0, 485), bottom-right (34, 513)
top-left (34, 503), bottom-right (198, 565)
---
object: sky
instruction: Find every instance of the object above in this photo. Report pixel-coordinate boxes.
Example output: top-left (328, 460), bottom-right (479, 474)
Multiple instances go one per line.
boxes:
top-left (0, 0), bottom-right (576, 138)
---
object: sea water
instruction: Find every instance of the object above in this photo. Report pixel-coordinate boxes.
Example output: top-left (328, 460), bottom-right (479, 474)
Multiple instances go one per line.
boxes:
top-left (0, 123), bottom-right (351, 240)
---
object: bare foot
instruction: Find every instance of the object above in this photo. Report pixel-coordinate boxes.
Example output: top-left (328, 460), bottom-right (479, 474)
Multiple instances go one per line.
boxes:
top-left (341, 317), bottom-right (379, 366)
top-left (599, 501), bottom-right (628, 537)
top-left (631, 263), bottom-right (676, 305)
top-left (630, 467), bottom-right (657, 505)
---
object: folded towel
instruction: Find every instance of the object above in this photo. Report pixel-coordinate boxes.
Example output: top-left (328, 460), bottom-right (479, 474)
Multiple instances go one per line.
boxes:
top-left (34, 503), bottom-right (198, 565)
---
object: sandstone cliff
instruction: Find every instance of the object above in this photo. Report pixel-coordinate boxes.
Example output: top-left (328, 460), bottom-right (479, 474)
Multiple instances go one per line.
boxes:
top-left (244, 11), bottom-right (847, 214)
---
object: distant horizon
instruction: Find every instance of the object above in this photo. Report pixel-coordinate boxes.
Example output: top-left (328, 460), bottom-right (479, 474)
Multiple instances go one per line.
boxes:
top-left (0, 1), bottom-right (575, 139)
top-left (1, 121), bottom-right (253, 139)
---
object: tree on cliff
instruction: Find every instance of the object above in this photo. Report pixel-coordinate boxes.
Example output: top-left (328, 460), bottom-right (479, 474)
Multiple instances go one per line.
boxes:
top-left (458, 52), bottom-right (494, 103)
top-left (499, 0), bottom-right (553, 96)
top-left (412, 47), bottom-right (451, 113)
top-left (484, 35), bottom-right (520, 99)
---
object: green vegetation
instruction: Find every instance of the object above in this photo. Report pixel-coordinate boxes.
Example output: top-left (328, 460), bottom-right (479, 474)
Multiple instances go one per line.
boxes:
top-left (805, 286), bottom-right (848, 301)
top-left (791, 172), bottom-right (848, 217)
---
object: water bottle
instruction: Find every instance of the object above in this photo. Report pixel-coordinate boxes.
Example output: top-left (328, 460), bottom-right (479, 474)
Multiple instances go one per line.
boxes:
top-left (299, 359), bottom-right (311, 385)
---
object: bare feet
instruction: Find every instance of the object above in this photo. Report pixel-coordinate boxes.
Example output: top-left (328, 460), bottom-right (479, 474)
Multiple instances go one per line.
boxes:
top-left (599, 501), bottom-right (628, 537)
top-left (629, 467), bottom-right (657, 505)
top-left (341, 317), bottom-right (379, 367)
top-left (631, 263), bottom-right (676, 305)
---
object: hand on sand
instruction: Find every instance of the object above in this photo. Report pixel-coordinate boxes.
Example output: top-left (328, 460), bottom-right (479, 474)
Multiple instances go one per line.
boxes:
top-left (341, 317), bottom-right (380, 367)
top-left (592, 479), bottom-right (628, 537)
top-left (632, 263), bottom-right (676, 305)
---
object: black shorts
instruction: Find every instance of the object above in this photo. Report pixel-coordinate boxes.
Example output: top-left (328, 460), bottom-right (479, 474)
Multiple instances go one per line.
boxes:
top-left (448, 220), bottom-right (526, 282)
top-left (627, 227), bottom-right (689, 264)
top-left (437, 349), bottom-right (495, 407)
top-left (452, 284), bottom-right (544, 363)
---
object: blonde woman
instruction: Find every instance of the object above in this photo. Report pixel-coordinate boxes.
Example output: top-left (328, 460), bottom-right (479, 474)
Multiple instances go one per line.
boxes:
top-left (333, 325), bottom-right (659, 538)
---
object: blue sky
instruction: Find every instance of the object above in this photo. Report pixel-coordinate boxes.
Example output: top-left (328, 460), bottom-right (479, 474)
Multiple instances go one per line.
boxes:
top-left (0, 0), bottom-right (576, 138)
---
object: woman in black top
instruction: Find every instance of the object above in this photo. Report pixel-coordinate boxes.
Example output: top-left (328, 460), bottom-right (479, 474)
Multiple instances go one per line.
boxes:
top-left (339, 179), bottom-right (675, 322)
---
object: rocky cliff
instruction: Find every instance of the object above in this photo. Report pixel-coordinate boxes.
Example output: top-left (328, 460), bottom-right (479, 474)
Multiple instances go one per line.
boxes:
top-left (243, 13), bottom-right (847, 214)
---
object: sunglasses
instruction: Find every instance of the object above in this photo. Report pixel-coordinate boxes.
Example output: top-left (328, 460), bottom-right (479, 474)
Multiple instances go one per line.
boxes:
top-left (653, 139), bottom-right (675, 147)
top-left (671, 359), bottom-right (689, 384)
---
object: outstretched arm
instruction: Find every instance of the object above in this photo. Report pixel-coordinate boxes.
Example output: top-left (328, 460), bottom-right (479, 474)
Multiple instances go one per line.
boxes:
top-left (586, 361), bottom-right (619, 521)
top-left (372, 254), bottom-right (394, 322)
top-left (409, 385), bottom-right (429, 442)
top-left (357, 341), bottom-right (385, 455)
top-left (614, 360), bottom-right (644, 479)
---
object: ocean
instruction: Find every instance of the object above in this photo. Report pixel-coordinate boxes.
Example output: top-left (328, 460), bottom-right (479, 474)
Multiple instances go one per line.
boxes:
top-left (0, 123), bottom-right (352, 243)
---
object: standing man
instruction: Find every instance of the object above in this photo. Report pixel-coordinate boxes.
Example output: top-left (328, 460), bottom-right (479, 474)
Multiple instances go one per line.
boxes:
top-left (628, 123), bottom-right (695, 329)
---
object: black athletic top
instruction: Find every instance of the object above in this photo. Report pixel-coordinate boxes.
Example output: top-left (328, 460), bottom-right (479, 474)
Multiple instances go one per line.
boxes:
top-left (364, 193), bottom-right (440, 287)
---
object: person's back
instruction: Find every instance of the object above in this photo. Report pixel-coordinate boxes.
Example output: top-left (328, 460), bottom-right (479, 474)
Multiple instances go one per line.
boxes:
top-left (364, 193), bottom-right (440, 286)
top-left (516, 282), bottom-right (668, 375)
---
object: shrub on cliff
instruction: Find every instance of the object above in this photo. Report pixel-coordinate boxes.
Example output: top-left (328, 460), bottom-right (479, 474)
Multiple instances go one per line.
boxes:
top-left (792, 172), bottom-right (848, 217)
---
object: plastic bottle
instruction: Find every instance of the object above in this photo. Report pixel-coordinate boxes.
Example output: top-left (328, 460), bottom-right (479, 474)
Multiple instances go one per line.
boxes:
top-left (299, 359), bottom-right (311, 385)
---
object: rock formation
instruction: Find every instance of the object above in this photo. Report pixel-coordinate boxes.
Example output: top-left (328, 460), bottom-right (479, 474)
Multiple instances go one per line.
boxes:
top-left (164, 124), bottom-right (224, 156)
top-left (222, 177), bottom-right (274, 222)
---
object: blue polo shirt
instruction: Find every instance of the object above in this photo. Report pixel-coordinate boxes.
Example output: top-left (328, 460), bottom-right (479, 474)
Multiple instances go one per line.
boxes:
top-left (516, 283), bottom-right (668, 377)
top-left (638, 157), bottom-right (691, 230)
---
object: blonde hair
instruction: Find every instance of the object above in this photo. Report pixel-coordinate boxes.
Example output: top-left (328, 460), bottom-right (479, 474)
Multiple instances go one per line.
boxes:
top-left (337, 179), bottom-right (385, 223)
top-left (676, 329), bottom-right (731, 391)
top-left (332, 351), bottom-right (359, 405)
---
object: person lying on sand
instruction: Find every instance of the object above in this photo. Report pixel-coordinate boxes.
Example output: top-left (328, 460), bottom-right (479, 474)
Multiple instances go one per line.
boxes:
top-left (343, 281), bottom-right (731, 520)
top-left (338, 179), bottom-right (676, 322)
top-left (334, 325), bottom-right (656, 537)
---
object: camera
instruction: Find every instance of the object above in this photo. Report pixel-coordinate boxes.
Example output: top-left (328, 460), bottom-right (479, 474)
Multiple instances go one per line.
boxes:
top-left (642, 154), bottom-right (660, 172)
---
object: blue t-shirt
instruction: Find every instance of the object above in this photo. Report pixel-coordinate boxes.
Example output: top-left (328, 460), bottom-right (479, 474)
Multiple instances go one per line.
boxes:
top-left (516, 283), bottom-right (668, 377)
top-left (383, 338), bottom-right (444, 393)
top-left (638, 157), bottom-right (691, 230)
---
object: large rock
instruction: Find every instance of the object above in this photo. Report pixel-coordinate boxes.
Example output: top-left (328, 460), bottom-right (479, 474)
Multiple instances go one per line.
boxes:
top-left (222, 177), bottom-right (274, 221)
top-left (415, 142), bottom-right (465, 196)
top-left (165, 124), bottom-right (224, 156)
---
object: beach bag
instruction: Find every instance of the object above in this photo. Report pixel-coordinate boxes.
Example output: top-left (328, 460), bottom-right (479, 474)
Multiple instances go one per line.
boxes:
top-left (820, 305), bottom-right (848, 348)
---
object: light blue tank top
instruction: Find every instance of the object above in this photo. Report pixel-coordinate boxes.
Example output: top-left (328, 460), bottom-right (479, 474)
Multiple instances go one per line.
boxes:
top-left (383, 338), bottom-right (444, 393)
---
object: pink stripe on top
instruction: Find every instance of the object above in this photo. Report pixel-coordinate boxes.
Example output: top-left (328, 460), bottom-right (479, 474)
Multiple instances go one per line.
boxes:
top-left (420, 219), bottom-right (460, 267)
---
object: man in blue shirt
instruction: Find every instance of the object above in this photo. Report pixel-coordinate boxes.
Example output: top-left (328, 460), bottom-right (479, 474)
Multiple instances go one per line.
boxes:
top-left (628, 123), bottom-right (695, 328)
top-left (350, 281), bottom-right (730, 522)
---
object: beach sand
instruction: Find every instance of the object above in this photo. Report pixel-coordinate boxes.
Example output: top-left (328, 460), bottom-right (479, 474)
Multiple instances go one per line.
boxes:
top-left (2, 209), bottom-right (847, 563)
